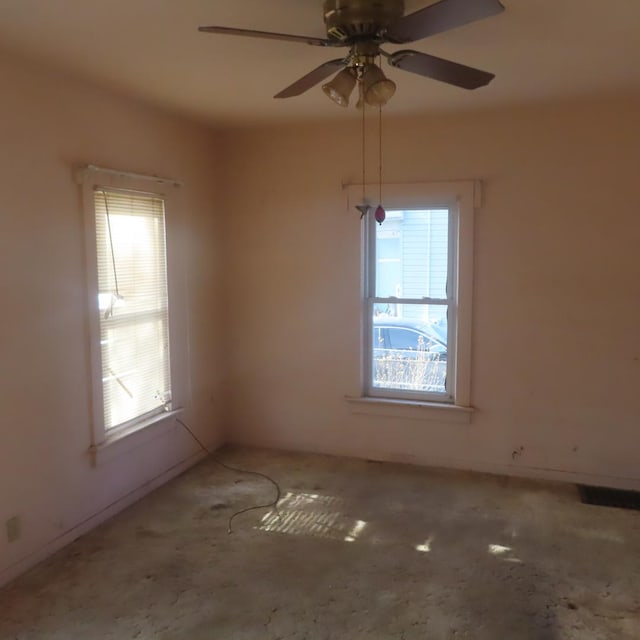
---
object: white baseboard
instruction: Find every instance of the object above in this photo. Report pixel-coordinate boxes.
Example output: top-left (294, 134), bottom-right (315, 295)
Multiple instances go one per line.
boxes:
top-left (0, 450), bottom-right (208, 590)
top-left (228, 434), bottom-right (640, 492)
top-left (375, 450), bottom-right (640, 492)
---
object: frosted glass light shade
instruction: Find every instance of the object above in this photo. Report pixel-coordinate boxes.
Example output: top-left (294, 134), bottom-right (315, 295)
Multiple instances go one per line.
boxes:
top-left (322, 68), bottom-right (357, 107)
top-left (362, 64), bottom-right (396, 106)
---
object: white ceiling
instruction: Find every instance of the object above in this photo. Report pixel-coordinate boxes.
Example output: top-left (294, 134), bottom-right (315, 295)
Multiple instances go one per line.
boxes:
top-left (1, 0), bottom-right (639, 126)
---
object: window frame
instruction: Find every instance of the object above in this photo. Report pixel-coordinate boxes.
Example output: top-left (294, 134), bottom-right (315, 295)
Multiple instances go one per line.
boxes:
top-left (355, 181), bottom-right (477, 409)
top-left (79, 167), bottom-right (188, 453)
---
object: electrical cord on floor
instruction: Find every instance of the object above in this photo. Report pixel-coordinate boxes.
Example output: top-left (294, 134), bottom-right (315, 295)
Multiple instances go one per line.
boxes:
top-left (176, 418), bottom-right (281, 534)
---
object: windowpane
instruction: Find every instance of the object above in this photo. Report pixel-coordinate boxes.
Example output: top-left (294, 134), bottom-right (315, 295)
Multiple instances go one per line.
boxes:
top-left (372, 304), bottom-right (448, 394)
top-left (94, 189), bottom-right (171, 430)
top-left (375, 209), bottom-right (449, 300)
top-left (101, 316), bottom-right (170, 428)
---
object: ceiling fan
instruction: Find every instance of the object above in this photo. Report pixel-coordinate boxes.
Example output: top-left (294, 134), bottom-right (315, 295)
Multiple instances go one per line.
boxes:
top-left (199, 0), bottom-right (505, 108)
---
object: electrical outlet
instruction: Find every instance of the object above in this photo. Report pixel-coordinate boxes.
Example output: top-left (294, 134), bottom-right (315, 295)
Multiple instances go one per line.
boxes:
top-left (6, 516), bottom-right (20, 543)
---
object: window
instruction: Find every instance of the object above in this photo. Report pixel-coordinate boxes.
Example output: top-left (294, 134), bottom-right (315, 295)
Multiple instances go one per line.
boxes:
top-left (80, 167), bottom-right (187, 449)
top-left (94, 189), bottom-right (171, 430)
top-left (359, 181), bottom-right (476, 407)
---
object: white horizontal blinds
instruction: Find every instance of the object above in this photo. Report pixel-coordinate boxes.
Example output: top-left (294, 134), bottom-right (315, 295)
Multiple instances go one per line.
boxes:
top-left (94, 189), bottom-right (171, 431)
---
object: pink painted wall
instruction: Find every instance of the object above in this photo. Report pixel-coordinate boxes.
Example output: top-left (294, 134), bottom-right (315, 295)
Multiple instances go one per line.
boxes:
top-left (2, 44), bottom-right (639, 587)
top-left (219, 96), bottom-right (640, 490)
top-left (0, 51), bottom-right (223, 585)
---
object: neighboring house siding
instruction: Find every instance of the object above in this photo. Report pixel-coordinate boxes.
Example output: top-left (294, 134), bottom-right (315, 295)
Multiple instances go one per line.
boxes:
top-left (400, 210), bottom-right (448, 323)
top-left (427, 211), bottom-right (448, 323)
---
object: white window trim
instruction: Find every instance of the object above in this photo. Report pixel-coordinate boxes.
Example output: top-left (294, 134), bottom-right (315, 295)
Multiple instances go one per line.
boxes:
top-left (344, 396), bottom-right (473, 424)
top-left (77, 166), bottom-right (189, 458)
top-left (345, 180), bottom-right (478, 417)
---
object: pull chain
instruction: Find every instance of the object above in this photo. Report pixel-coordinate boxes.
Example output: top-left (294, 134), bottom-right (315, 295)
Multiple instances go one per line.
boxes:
top-left (362, 80), bottom-right (366, 204)
top-left (378, 102), bottom-right (382, 205)
top-left (374, 78), bottom-right (386, 226)
top-left (355, 78), bottom-right (372, 221)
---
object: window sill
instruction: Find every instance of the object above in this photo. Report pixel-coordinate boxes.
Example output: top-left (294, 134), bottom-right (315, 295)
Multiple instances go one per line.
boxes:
top-left (344, 396), bottom-right (473, 424)
top-left (88, 409), bottom-right (184, 467)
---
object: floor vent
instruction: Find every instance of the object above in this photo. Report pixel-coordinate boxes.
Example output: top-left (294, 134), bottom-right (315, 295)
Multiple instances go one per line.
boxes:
top-left (578, 485), bottom-right (640, 510)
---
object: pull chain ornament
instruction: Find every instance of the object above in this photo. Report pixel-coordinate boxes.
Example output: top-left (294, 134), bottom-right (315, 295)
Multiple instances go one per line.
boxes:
top-left (356, 203), bottom-right (373, 220)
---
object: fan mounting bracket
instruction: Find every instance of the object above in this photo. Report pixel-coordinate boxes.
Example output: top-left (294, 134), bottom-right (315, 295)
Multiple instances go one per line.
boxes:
top-left (323, 0), bottom-right (404, 43)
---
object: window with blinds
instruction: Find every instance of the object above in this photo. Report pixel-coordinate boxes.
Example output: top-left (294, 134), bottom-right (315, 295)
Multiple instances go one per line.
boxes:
top-left (94, 189), bottom-right (172, 431)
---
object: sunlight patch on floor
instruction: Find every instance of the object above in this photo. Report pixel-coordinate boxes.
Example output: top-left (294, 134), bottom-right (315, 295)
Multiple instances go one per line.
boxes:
top-left (415, 536), bottom-right (433, 553)
top-left (488, 544), bottom-right (511, 555)
top-left (488, 543), bottom-right (523, 563)
top-left (257, 492), bottom-right (367, 542)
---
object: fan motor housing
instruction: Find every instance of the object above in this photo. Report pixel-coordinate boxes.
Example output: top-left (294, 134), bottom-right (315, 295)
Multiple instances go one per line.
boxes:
top-left (323, 0), bottom-right (404, 41)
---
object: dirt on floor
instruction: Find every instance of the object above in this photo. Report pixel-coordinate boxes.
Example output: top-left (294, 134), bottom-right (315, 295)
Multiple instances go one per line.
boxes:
top-left (1, 447), bottom-right (639, 639)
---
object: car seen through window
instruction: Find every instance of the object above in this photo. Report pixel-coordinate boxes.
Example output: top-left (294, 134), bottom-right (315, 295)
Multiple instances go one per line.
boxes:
top-left (372, 316), bottom-right (447, 393)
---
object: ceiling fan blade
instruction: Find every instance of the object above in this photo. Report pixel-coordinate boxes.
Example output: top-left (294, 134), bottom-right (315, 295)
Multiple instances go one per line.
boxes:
top-left (388, 50), bottom-right (495, 89)
top-left (274, 59), bottom-right (346, 99)
top-left (198, 26), bottom-right (341, 48)
top-left (386, 0), bottom-right (505, 44)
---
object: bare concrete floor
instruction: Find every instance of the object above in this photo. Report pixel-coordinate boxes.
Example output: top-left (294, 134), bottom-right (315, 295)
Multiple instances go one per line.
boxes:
top-left (1, 447), bottom-right (639, 639)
